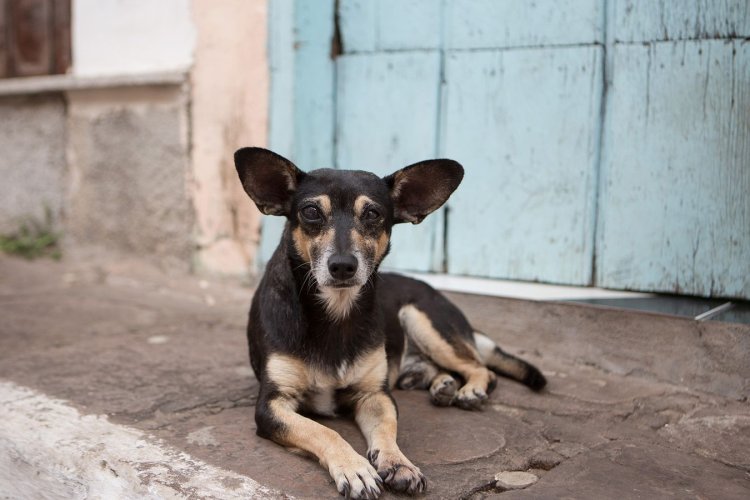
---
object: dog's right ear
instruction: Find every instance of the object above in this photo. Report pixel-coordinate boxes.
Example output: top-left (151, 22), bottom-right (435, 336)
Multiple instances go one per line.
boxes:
top-left (234, 148), bottom-right (305, 216)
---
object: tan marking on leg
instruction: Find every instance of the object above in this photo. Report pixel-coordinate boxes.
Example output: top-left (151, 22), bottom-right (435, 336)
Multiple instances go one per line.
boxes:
top-left (355, 392), bottom-right (425, 494)
top-left (398, 304), bottom-right (495, 409)
top-left (265, 353), bottom-right (309, 399)
top-left (347, 346), bottom-right (389, 393)
top-left (268, 397), bottom-right (382, 498)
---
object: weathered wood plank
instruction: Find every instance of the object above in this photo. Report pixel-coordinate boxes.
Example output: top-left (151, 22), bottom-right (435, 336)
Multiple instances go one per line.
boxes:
top-left (0, 0), bottom-right (7, 78)
top-left (614, 0), bottom-right (750, 42)
top-left (8, 0), bottom-right (53, 76)
top-left (262, 0), bottom-right (336, 266)
top-left (339, 0), bottom-right (442, 52)
top-left (293, 0), bottom-right (336, 168)
top-left (443, 46), bottom-right (603, 285)
top-left (336, 51), bottom-right (443, 271)
top-left (597, 40), bottom-right (750, 298)
top-left (444, 0), bottom-right (603, 49)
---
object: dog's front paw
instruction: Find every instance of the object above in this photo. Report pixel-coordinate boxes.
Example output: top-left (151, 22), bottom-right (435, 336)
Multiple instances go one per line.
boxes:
top-left (367, 449), bottom-right (426, 495)
top-left (328, 452), bottom-right (383, 499)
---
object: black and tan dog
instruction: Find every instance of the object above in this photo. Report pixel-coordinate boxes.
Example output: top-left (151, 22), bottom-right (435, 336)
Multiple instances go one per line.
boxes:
top-left (234, 148), bottom-right (546, 499)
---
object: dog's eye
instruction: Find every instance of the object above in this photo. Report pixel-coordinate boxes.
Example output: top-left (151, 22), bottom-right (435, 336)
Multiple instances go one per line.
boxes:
top-left (364, 208), bottom-right (380, 221)
top-left (301, 206), bottom-right (323, 222)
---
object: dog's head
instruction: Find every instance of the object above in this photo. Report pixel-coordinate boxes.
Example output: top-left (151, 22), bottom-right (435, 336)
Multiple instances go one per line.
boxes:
top-left (235, 148), bottom-right (463, 317)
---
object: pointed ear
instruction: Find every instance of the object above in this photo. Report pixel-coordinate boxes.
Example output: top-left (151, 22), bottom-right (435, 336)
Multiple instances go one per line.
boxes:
top-left (384, 159), bottom-right (464, 224)
top-left (234, 147), bottom-right (305, 216)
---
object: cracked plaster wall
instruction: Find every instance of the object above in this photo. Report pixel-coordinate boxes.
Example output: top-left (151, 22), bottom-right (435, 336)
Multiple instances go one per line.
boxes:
top-left (0, 95), bottom-right (67, 234)
top-left (0, 0), bottom-right (268, 274)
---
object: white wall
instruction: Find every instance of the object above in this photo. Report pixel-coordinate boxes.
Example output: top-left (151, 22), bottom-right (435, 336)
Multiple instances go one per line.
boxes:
top-left (73, 0), bottom-right (196, 77)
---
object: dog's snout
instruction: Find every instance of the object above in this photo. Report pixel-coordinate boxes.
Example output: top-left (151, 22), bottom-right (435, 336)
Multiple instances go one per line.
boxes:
top-left (328, 254), bottom-right (358, 281)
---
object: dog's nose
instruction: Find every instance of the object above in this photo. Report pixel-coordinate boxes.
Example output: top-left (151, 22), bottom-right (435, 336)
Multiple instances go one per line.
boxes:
top-left (328, 254), bottom-right (358, 281)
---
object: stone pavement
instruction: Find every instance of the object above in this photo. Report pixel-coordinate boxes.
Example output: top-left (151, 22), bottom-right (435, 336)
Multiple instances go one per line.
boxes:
top-left (0, 255), bottom-right (748, 499)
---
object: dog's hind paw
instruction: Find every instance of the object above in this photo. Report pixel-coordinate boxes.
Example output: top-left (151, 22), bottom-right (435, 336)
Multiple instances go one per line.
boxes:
top-left (329, 453), bottom-right (383, 499)
top-left (368, 449), bottom-right (426, 495)
top-left (454, 384), bottom-right (487, 411)
top-left (429, 373), bottom-right (457, 406)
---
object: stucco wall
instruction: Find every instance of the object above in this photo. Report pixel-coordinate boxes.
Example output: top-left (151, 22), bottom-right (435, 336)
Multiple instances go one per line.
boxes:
top-left (189, 0), bottom-right (267, 274)
top-left (73, 0), bottom-right (196, 77)
top-left (0, 95), bottom-right (66, 234)
top-left (65, 85), bottom-right (194, 270)
top-left (0, 0), bottom-right (268, 274)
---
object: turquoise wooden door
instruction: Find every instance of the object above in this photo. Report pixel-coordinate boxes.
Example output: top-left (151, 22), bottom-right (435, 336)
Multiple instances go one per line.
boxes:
top-left (596, 1), bottom-right (750, 298)
top-left (266, 0), bottom-right (750, 299)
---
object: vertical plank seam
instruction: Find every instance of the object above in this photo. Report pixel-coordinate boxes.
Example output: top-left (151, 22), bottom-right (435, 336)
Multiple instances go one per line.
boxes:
top-left (591, 0), bottom-right (616, 287)
top-left (332, 0), bottom-right (341, 169)
top-left (435, 0), bottom-right (449, 272)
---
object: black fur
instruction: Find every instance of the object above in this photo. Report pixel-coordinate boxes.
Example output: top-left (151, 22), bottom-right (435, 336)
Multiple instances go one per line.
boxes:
top-left (234, 147), bottom-right (544, 498)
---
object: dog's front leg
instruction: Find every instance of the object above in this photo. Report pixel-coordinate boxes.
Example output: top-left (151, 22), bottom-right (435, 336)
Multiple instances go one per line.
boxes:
top-left (256, 395), bottom-right (383, 499)
top-left (355, 392), bottom-right (426, 495)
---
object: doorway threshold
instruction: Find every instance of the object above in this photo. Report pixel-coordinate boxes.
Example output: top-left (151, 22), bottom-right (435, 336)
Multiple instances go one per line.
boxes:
top-left (395, 270), bottom-right (750, 325)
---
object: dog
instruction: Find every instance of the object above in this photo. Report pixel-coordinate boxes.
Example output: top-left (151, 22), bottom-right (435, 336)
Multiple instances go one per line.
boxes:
top-left (234, 147), bottom-right (546, 499)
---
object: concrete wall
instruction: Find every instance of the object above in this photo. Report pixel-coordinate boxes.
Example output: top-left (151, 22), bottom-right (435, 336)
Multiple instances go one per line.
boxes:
top-left (65, 85), bottom-right (194, 270)
top-left (0, 95), bottom-right (67, 234)
top-left (189, 0), bottom-right (267, 274)
top-left (0, 0), bottom-right (269, 275)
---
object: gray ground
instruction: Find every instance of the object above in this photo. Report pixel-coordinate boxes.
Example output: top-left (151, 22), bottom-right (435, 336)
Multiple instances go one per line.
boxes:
top-left (1, 255), bottom-right (748, 499)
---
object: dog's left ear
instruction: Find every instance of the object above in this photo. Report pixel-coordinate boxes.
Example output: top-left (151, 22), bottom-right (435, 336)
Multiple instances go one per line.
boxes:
top-left (234, 147), bottom-right (305, 216)
top-left (384, 159), bottom-right (464, 224)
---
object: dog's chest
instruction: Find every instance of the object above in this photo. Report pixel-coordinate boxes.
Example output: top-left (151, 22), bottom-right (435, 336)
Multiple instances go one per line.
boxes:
top-left (308, 348), bottom-right (388, 415)
top-left (301, 361), bottom-right (363, 416)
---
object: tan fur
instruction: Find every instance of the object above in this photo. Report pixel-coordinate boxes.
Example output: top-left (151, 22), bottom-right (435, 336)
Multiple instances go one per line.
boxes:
top-left (292, 195), bottom-right (334, 264)
top-left (266, 354), bottom-right (309, 399)
top-left (375, 231), bottom-right (389, 261)
top-left (355, 392), bottom-right (423, 492)
top-left (266, 348), bottom-right (387, 401)
top-left (292, 226), bottom-right (312, 263)
top-left (398, 305), bottom-right (494, 399)
top-left (309, 195), bottom-right (332, 217)
top-left (353, 196), bottom-right (390, 259)
top-left (265, 350), bottom-right (391, 496)
top-left (318, 286), bottom-right (361, 321)
top-left (350, 228), bottom-right (367, 255)
top-left (269, 398), bottom-right (381, 495)
top-left (353, 195), bottom-right (374, 217)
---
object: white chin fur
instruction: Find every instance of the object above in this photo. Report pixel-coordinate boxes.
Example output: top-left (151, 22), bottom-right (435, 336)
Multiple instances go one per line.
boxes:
top-left (318, 286), bottom-right (361, 321)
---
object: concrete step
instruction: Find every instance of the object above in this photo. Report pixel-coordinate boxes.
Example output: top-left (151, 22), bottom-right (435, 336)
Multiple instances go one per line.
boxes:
top-left (1, 256), bottom-right (748, 499)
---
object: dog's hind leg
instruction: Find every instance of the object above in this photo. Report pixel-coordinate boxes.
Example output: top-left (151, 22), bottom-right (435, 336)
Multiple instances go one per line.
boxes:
top-left (398, 304), bottom-right (496, 410)
top-left (395, 353), bottom-right (438, 390)
top-left (395, 352), bottom-right (459, 406)
top-left (473, 332), bottom-right (547, 391)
